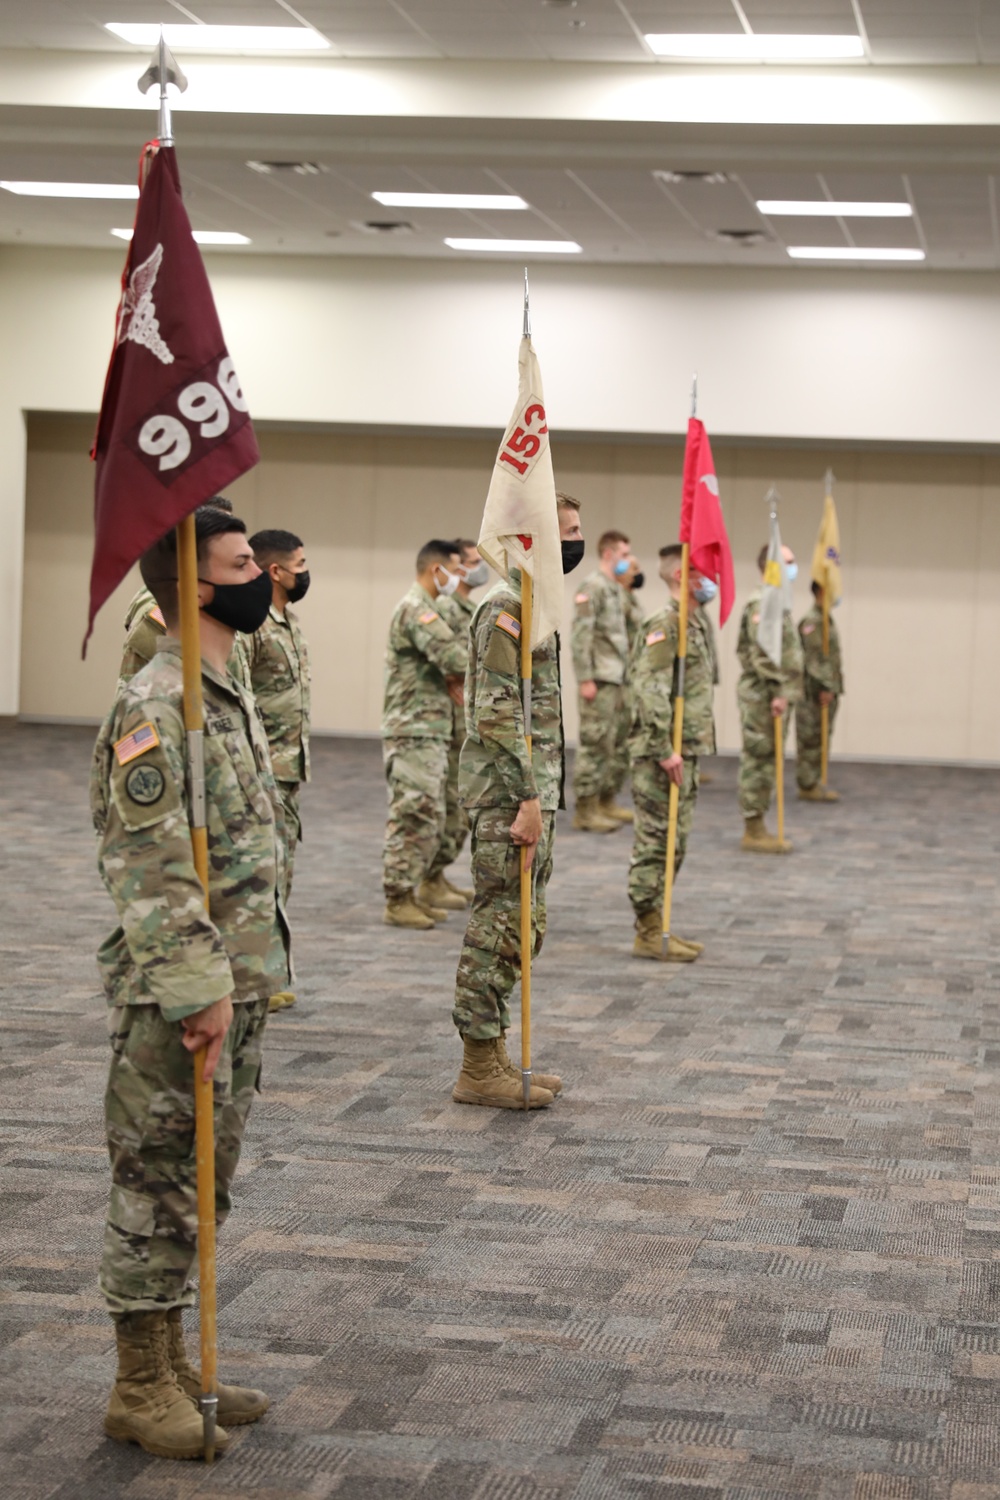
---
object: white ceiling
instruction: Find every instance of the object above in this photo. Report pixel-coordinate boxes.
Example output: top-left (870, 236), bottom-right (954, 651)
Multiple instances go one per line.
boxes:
top-left (3, 0), bottom-right (1000, 267)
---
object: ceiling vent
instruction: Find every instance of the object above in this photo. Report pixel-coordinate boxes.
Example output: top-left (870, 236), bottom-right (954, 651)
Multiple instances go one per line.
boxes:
top-left (655, 170), bottom-right (729, 186)
top-left (247, 160), bottom-right (324, 176)
top-left (715, 228), bottom-right (769, 247)
top-left (354, 219), bottom-right (415, 236)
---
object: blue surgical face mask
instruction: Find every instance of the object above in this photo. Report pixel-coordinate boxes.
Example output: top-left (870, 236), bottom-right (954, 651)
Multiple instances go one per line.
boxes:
top-left (785, 562), bottom-right (798, 583)
top-left (613, 558), bottom-right (631, 577)
top-left (693, 578), bottom-right (718, 604)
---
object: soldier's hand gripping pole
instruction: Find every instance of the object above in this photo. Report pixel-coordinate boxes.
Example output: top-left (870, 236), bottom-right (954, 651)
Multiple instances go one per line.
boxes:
top-left (177, 513), bottom-right (219, 1463)
top-left (774, 709), bottom-right (785, 846)
top-left (519, 569), bottom-right (534, 1110)
top-left (661, 542), bottom-right (690, 952)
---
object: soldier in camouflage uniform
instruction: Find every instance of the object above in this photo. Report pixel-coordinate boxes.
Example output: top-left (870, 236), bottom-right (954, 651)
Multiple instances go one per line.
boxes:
top-left (797, 581), bottom-right (844, 802)
top-left (737, 543), bottom-right (804, 853)
top-left (91, 506), bottom-right (288, 1461)
top-left (381, 541), bottom-right (469, 930)
top-left (628, 544), bottom-right (718, 962)
top-left (425, 539), bottom-right (491, 911)
top-left (451, 493), bottom-right (585, 1110)
top-left (248, 529), bottom-right (312, 1013)
top-left (571, 528), bottom-right (634, 832)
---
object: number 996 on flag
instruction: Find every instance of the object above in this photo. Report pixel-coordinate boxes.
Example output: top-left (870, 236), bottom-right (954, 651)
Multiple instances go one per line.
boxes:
top-left (128, 355), bottom-right (250, 482)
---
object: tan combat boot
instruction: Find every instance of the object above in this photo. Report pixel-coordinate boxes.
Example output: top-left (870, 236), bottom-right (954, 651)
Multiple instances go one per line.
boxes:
top-left (632, 910), bottom-right (701, 963)
top-left (573, 796), bottom-right (620, 833)
top-left (104, 1311), bottom-right (232, 1460)
top-left (442, 875), bottom-right (474, 904)
top-left (383, 893), bottom-right (437, 929)
top-left (416, 875), bottom-right (468, 912)
top-left (599, 795), bottom-right (634, 825)
top-left (741, 815), bottom-right (792, 854)
top-left (798, 785), bottom-right (839, 803)
top-left (496, 1032), bottom-right (563, 1096)
top-left (267, 991), bottom-right (296, 1014)
top-left (165, 1308), bottom-right (269, 1428)
top-left (452, 1037), bottom-right (554, 1109)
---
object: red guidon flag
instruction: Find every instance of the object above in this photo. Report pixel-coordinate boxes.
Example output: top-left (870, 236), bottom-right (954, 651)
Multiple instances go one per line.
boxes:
top-left (85, 143), bottom-right (259, 652)
top-left (678, 416), bottom-right (735, 626)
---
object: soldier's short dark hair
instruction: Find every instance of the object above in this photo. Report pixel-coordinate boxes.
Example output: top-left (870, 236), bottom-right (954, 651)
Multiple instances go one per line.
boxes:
top-left (757, 544), bottom-right (770, 573)
top-left (556, 491), bottom-right (581, 514)
top-left (416, 539), bottom-right (460, 573)
top-left (140, 506), bottom-right (247, 626)
top-left (658, 543), bottom-right (683, 563)
top-left (598, 528), bottom-right (629, 555)
top-left (205, 494), bottom-right (233, 514)
top-left (452, 537), bottom-right (479, 559)
top-left (811, 579), bottom-right (823, 598)
top-left (250, 529), bottom-right (303, 567)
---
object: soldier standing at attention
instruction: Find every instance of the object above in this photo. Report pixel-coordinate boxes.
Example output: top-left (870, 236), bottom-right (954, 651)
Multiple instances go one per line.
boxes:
top-left (382, 540), bottom-right (469, 930)
top-left (571, 528), bottom-right (634, 832)
top-left (451, 492), bottom-right (585, 1110)
top-left (737, 543), bottom-right (804, 853)
top-left (91, 505), bottom-right (288, 1460)
top-left (628, 545), bottom-right (716, 962)
top-left (796, 579), bottom-right (844, 802)
top-left (422, 538), bottom-right (491, 912)
top-left (248, 528), bottom-right (312, 1013)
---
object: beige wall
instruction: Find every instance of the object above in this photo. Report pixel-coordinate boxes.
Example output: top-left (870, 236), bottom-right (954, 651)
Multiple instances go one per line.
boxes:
top-left (20, 412), bottom-right (1000, 763)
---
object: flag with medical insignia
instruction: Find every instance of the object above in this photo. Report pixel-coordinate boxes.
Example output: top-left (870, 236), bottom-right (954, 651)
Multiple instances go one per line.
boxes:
top-left (678, 416), bottom-right (735, 625)
top-left (757, 506), bottom-right (791, 666)
top-left (85, 142), bottom-right (260, 653)
top-left (477, 336), bottom-right (562, 650)
top-left (811, 488), bottom-right (842, 605)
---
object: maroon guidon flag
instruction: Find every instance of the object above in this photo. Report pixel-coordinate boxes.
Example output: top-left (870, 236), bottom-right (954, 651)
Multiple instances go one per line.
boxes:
top-left (85, 142), bottom-right (259, 652)
top-left (678, 416), bottom-right (735, 626)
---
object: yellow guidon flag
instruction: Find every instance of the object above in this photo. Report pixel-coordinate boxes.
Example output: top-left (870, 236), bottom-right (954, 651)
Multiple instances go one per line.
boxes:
top-left (811, 489), bottom-right (842, 604)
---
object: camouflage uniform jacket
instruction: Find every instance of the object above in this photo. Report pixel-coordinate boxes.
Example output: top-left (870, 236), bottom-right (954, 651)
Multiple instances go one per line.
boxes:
top-left (798, 602), bottom-right (845, 698)
top-left (623, 588), bottom-right (645, 655)
top-left (737, 589), bottom-right (804, 702)
top-left (248, 604), bottom-right (311, 782)
top-left (91, 640), bottom-right (291, 1023)
top-left (119, 595), bottom-right (253, 696)
top-left (570, 569), bottom-right (630, 686)
top-left (381, 582), bottom-right (468, 741)
top-left (437, 590), bottom-right (477, 736)
top-left (629, 598), bottom-right (717, 761)
top-left (459, 575), bottom-right (565, 812)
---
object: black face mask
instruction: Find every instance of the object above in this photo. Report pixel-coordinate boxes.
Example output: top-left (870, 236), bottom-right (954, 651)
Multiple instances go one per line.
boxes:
top-left (561, 539), bottom-right (586, 575)
top-left (631, 571), bottom-right (645, 590)
top-left (199, 569), bottom-right (273, 634)
top-left (285, 569), bottom-right (310, 604)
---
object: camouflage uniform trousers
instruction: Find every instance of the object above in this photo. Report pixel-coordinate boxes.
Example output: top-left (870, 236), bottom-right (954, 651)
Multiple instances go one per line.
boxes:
top-left (628, 756), bottom-right (700, 917)
top-left (382, 737), bottom-right (449, 899)
top-left (737, 682), bottom-right (789, 819)
top-left (574, 682), bottom-right (629, 801)
top-left (100, 997), bottom-right (268, 1316)
top-left (427, 722), bottom-right (469, 882)
top-left (795, 694), bottom-right (839, 791)
top-left (452, 807), bottom-right (555, 1039)
top-left (276, 779), bottom-right (301, 903)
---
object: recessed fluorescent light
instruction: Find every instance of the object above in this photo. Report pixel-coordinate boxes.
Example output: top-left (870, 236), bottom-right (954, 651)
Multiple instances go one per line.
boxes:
top-left (645, 33), bottom-right (865, 60)
top-left (759, 200), bottom-right (913, 218)
top-left (373, 192), bottom-right (529, 211)
top-left (1, 180), bottom-right (138, 198)
top-left (787, 246), bottom-right (925, 261)
top-left (112, 228), bottom-right (251, 246)
top-left (445, 238), bottom-right (582, 253)
top-left (105, 23), bottom-right (329, 51)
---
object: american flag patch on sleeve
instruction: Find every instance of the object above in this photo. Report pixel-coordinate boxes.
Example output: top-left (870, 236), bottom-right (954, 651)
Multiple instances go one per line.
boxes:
top-left (418, 610), bottom-right (439, 625)
top-left (496, 611), bottom-right (521, 639)
top-left (646, 628), bottom-right (667, 646)
top-left (114, 721), bottom-right (160, 766)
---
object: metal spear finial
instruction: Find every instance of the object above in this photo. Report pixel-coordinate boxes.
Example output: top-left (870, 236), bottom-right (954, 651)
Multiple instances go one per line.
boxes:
top-left (690, 374), bottom-right (698, 418)
top-left (766, 484), bottom-right (780, 519)
top-left (523, 268), bottom-right (531, 340)
top-left (824, 466), bottom-right (835, 497)
top-left (138, 29), bottom-right (188, 147)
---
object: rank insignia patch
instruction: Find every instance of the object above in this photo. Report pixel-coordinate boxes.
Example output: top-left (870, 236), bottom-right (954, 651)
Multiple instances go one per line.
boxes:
top-left (114, 721), bottom-right (160, 766)
top-left (496, 611), bottom-right (522, 639)
top-left (125, 763), bottom-right (165, 805)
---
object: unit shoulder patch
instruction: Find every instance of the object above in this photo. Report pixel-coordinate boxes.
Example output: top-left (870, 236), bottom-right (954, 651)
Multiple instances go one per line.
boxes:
top-left (495, 611), bottom-right (522, 640)
top-left (114, 721), bottom-right (160, 766)
top-left (125, 762), bottom-right (165, 806)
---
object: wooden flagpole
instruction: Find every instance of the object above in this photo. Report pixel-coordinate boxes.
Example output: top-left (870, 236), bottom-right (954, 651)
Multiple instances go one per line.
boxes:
top-left (819, 469), bottom-right (833, 789)
top-left (519, 271), bottom-right (534, 1111)
top-left (774, 710), bottom-right (785, 843)
top-left (142, 35), bottom-right (217, 1462)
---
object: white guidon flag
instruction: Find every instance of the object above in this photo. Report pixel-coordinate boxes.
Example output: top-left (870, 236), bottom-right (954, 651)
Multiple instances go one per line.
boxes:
top-left (757, 506), bottom-right (792, 667)
top-left (478, 336), bottom-right (563, 651)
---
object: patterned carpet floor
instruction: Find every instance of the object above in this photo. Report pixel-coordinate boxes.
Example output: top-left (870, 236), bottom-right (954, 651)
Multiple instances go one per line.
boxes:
top-left (1, 721), bottom-right (999, 1500)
